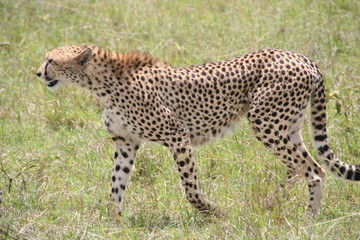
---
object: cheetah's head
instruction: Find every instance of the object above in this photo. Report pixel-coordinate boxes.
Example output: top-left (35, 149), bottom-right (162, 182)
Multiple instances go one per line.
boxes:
top-left (36, 45), bottom-right (93, 90)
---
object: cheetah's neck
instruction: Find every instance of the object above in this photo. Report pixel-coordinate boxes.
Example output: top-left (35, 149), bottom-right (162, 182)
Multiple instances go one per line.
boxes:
top-left (80, 47), bottom-right (166, 102)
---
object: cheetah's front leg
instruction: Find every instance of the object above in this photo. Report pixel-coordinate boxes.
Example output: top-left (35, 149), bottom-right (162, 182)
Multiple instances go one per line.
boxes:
top-left (168, 136), bottom-right (223, 217)
top-left (110, 135), bottom-right (142, 215)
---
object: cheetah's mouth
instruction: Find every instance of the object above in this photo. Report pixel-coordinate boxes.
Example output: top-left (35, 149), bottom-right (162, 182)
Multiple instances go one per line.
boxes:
top-left (47, 80), bottom-right (59, 88)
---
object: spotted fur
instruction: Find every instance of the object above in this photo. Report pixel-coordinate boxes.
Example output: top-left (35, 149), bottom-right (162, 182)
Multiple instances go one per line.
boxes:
top-left (37, 45), bottom-right (359, 216)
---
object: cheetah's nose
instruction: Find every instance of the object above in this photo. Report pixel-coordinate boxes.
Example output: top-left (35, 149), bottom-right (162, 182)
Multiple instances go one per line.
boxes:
top-left (36, 72), bottom-right (41, 77)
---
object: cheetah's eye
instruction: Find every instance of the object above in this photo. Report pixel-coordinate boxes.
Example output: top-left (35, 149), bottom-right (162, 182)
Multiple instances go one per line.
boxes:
top-left (47, 59), bottom-right (53, 64)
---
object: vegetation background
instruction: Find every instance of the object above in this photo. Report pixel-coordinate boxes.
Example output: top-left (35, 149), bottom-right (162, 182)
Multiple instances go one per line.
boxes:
top-left (0, 0), bottom-right (359, 239)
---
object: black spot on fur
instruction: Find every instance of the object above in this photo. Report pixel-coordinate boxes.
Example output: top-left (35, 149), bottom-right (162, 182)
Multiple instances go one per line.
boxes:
top-left (123, 167), bottom-right (130, 173)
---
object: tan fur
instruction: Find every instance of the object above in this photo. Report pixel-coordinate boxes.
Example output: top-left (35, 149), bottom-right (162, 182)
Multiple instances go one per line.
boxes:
top-left (37, 45), bottom-right (360, 217)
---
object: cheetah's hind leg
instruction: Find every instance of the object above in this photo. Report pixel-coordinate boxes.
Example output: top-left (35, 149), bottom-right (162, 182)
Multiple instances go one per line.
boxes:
top-left (247, 102), bottom-right (325, 215)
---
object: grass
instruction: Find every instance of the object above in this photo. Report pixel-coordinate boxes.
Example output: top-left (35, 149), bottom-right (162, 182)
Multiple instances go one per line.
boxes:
top-left (0, 0), bottom-right (359, 239)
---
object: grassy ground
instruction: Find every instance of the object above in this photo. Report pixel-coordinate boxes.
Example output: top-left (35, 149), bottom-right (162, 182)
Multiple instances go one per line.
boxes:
top-left (0, 0), bottom-right (359, 239)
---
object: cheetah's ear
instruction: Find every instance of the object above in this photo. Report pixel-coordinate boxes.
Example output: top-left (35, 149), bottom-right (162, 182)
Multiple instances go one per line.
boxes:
top-left (75, 48), bottom-right (93, 66)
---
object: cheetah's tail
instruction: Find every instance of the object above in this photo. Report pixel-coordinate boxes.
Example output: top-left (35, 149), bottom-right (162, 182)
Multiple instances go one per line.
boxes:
top-left (310, 75), bottom-right (360, 181)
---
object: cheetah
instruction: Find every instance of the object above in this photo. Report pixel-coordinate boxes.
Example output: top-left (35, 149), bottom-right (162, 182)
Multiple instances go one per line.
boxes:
top-left (36, 45), bottom-right (359, 217)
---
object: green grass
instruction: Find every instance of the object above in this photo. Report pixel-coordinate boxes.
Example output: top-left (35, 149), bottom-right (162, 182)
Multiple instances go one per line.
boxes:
top-left (1, 0), bottom-right (359, 239)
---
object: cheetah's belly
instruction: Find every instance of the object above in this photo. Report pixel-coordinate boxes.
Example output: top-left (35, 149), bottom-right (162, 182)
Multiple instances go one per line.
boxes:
top-left (179, 105), bottom-right (248, 146)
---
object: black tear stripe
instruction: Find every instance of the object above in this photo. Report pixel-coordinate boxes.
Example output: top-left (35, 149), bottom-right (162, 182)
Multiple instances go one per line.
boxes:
top-left (44, 61), bottom-right (49, 78)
